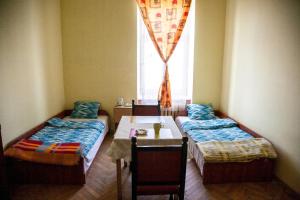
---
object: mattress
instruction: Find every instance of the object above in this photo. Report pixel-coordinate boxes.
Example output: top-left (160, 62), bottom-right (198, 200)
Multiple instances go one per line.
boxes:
top-left (176, 116), bottom-right (204, 173)
top-left (175, 116), bottom-right (191, 132)
top-left (63, 115), bottom-right (109, 172)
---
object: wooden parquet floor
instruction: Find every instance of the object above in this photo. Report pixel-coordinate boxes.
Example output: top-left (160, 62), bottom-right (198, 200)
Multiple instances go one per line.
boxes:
top-left (11, 135), bottom-right (298, 200)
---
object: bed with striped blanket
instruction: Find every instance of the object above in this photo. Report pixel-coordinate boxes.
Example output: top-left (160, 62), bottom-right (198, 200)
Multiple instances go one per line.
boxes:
top-left (176, 115), bottom-right (277, 184)
top-left (29, 117), bottom-right (105, 159)
top-left (4, 109), bottom-right (110, 184)
top-left (5, 139), bottom-right (81, 166)
top-left (196, 138), bottom-right (277, 163)
top-left (5, 118), bottom-right (105, 166)
top-left (180, 118), bottom-right (277, 162)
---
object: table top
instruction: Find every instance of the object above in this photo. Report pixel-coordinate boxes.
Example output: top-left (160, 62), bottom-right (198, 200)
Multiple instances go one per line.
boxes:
top-left (107, 116), bottom-right (183, 161)
top-left (114, 116), bottom-right (182, 140)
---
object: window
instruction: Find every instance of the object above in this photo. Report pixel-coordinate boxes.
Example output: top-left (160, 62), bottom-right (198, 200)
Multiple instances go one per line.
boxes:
top-left (137, 1), bottom-right (195, 103)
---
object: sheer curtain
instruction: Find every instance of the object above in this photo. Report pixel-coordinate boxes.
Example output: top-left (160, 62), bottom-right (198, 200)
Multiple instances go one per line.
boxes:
top-left (137, 0), bottom-right (195, 104)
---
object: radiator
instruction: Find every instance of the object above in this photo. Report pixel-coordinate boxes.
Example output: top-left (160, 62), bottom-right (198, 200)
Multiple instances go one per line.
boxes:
top-left (161, 104), bottom-right (187, 119)
top-left (137, 99), bottom-right (190, 119)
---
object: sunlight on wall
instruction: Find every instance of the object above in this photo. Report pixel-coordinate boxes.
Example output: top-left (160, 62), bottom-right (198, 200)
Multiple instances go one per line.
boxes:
top-left (221, 0), bottom-right (300, 193)
top-left (62, 0), bottom-right (226, 119)
top-left (0, 0), bottom-right (65, 146)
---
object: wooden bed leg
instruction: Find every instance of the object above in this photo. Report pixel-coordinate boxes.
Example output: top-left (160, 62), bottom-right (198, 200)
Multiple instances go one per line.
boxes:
top-left (116, 159), bottom-right (122, 200)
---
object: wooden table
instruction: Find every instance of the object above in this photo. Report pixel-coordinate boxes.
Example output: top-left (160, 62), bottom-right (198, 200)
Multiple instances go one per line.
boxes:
top-left (107, 116), bottom-right (183, 200)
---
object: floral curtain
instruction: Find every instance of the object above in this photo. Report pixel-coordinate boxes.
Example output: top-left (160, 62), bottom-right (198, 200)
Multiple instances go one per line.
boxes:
top-left (136, 0), bottom-right (192, 108)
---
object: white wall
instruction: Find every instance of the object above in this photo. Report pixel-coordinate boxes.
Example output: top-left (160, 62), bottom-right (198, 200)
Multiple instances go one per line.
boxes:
top-left (0, 0), bottom-right (65, 146)
top-left (221, 0), bottom-right (300, 193)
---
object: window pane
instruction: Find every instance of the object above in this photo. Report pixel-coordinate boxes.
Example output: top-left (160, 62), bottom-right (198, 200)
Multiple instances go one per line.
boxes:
top-left (137, 1), bottom-right (194, 101)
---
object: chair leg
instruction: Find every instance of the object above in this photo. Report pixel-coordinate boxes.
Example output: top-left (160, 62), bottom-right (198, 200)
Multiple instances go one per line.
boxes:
top-left (169, 194), bottom-right (173, 200)
top-left (129, 161), bottom-right (133, 171)
top-left (179, 192), bottom-right (184, 200)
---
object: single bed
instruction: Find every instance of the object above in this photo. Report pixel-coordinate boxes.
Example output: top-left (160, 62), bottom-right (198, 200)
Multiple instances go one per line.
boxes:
top-left (176, 114), bottom-right (276, 184)
top-left (5, 109), bottom-right (109, 184)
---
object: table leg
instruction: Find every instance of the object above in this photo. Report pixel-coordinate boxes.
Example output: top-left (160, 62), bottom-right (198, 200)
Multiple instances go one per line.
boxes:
top-left (116, 159), bottom-right (122, 200)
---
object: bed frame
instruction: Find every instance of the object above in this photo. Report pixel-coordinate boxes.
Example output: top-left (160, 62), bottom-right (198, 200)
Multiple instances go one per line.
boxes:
top-left (5, 109), bottom-right (109, 185)
top-left (182, 110), bottom-right (276, 184)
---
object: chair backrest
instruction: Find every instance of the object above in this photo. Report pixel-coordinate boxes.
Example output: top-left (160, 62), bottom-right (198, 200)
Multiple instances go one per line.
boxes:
top-left (132, 100), bottom-right (161, 116)
top-left (131, 137), bottom-right (188, 189)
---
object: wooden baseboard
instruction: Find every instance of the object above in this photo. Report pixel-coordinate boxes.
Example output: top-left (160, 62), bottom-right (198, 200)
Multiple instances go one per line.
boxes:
top-left (274, 176), bottom-right (300, 198)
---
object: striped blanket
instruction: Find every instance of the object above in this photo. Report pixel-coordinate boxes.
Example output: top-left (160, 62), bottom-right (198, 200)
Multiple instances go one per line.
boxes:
top-left (30, 118), bottom-right (104, 158)
top-left (5, 139), bottom-right (82, 166)
top-left (197, 138), bottom-right (277, 163)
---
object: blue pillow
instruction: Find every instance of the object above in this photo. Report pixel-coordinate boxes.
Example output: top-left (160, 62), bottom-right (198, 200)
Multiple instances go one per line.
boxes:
top-left (71, 101), bottom-right (100, 119)
top-left (186, 104), bottom-right (216, 120)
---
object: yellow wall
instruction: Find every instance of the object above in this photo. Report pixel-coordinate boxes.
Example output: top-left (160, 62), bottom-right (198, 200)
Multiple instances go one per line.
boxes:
top-left (61, 0), bottom-right (137, 118)
top-left (193, 0), bottom-right (226, 107)
top-left (1, 0), bottom-right (299, 192)
top-left (61, 0), bottom-right (226, 117)
top-left (221, 0), bottom-right (300, 192)
top-left (0, 0), bottom-right (65, 146)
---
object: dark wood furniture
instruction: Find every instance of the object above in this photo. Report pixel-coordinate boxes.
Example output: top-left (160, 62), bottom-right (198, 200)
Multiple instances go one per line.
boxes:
top-left (201, 157), bottom-right (275, 184)
top-left (0, 125), bottom-right (10, 199)
top-left (5, 109), bottom-right (109, 185)
top-left (182, 110), bottom-right (276, 184)
top-left (113, 106), bottom-right (132, 129)
top-left (132, 100), bottom-right (161, 116)
top-left (131, 136), bottom-right (188, 200)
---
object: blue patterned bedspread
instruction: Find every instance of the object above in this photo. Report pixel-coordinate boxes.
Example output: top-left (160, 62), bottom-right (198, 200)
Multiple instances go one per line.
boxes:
top-left (30, 118), bottom-right (105, 158)
top-left (182, 118), bottom-right (253, 143)
top-left (187, 127), bottom-right (253, 143)
top-left (182, 118), bottom-right (237, 132)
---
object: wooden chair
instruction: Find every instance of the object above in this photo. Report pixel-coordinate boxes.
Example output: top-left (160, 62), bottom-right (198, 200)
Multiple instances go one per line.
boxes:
top-left (132, 100), bottom-right (161, 116)
top-left (131, 137), bottom-right (188, 200)
top-left (0, 125), bottom-right (9, 199)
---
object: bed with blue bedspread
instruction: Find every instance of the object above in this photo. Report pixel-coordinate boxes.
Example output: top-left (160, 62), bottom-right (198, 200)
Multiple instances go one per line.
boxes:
top-left (181, 118), bottom-right (253, 143)
top-left (5, 109), bottom-right (110, 184)
top-left (176, 114), bottom-right (276, 184)
top-left (30, 118), bottom-right (105, 159)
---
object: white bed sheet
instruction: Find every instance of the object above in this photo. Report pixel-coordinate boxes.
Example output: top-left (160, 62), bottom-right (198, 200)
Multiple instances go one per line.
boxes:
top-left (63, 115), bottom-right (109, 172)
top-left (175, 116), bottom-right (205, 174)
